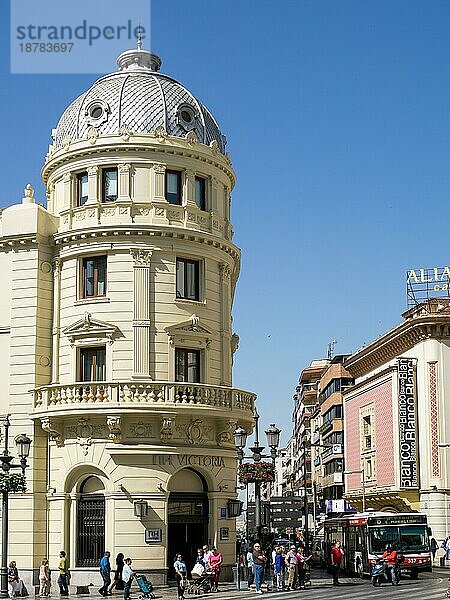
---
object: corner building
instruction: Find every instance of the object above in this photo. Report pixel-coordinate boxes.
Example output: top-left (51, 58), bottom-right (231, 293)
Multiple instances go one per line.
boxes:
top-left (0, 47), bottom-right (255, 586)
top-left (343, 299), bottom-right (450, 540)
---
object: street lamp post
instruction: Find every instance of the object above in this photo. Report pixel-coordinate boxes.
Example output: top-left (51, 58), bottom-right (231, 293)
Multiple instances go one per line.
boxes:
top-left (0, 416), bottom-right (32, 599)
top-left (234, 413), bottom-right (281, 542)
top-left (344, 469), bottom-right (366, 512)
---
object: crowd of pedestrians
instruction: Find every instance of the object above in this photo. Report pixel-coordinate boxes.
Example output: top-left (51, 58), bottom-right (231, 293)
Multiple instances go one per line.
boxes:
top-left (244, 541), bottom-right (311, 593)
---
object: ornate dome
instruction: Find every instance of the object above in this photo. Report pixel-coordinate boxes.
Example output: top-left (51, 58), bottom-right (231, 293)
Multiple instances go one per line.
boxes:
top-left (53, 47), bottom-right (227, 153)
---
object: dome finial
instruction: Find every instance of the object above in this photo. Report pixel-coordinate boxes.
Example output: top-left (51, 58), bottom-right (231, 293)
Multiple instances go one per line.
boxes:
top-left (136, 19), bottom-right (142, 50)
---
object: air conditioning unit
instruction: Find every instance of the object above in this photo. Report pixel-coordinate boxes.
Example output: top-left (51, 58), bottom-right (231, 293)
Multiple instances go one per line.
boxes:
top-left (332, 444), bottom-right (342, 454)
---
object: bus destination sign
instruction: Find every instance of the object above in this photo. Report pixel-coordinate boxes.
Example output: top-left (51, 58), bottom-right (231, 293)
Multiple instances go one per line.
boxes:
top-left (368, 514), bottom-right (427, 526)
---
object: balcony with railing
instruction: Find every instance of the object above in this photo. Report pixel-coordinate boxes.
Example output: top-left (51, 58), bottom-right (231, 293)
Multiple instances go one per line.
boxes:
top-left (32, 381), bottom-right (256, 419)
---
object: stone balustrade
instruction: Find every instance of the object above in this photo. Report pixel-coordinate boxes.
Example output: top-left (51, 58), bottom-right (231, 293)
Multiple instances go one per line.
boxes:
top-left (32, 381), bottom-right (255, 415)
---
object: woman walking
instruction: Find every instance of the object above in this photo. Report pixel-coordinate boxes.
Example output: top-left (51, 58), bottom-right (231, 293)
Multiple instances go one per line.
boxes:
top-left (209, 547), bottom-right (223, 592)
top-left (39, 559), bottom-right (50, 597)
top-left (108, 553), bottom-right (125, 593)
top-left (174, 554), bottom-right (187, 600)
top-left (8, 561), bottom-right (22, 599)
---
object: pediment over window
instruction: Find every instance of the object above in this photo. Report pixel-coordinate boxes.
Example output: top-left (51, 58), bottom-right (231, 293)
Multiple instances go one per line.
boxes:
top-left (165, 314), bottom-right (216, 347)
top-left (63, 312), bottom-right (118, 345)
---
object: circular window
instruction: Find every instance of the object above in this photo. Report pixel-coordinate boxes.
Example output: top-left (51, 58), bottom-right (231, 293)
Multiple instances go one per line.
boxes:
top-left (85, 100), bottom-right (110, 127)
top-left (90, 106), bottom-right (103, 119)
top-left (181, 110), bottom-right (193, 123)
top-left (177, 104), bottom-right (196, 131)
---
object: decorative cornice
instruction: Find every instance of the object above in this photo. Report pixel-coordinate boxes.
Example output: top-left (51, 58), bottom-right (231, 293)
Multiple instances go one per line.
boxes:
top-left (52, 225), bottom-right (241, 263)
top-left (345, 310), bottom-right (450, 379)
top-left (42, 136), bottom-right (235, 187)
top-left (0, 234), bottom-right (39, 250)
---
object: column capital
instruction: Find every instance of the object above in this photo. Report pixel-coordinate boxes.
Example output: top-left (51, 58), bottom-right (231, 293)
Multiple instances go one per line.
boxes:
top-left (130, 249), bottom-right (153, 267)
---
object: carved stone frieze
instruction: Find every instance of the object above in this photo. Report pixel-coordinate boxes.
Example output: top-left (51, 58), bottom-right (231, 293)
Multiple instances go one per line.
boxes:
top-left (107, 416), bottom-right (122, 443)
top-left (160, 416), bottom-right (175, 441)
top-left (129, 421), bottom-right (153, 438)
top-left (217, 419), bottom-right (237, 447)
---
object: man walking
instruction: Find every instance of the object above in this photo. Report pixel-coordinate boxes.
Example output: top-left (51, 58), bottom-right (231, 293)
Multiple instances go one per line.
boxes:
top-left (285, 545), bottom-right (298, 591)
top-left (58, 551), bottom-right (69, 596)
top-left (330, 540), bottom-right (343, 586)
top-left (122, 558), bottom-right (134, 600)
top-left (99, 551), bottom-right (112, 596)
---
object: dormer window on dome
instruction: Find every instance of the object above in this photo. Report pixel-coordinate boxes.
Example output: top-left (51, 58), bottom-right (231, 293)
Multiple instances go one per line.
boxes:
top-left (176, 103), bottom-right (197, 132)
top-left (85, 100), bottom-right (110, 127)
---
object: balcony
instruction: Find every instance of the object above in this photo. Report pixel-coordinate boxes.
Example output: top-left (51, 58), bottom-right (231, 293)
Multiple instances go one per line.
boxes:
top-left (320, 420), bottom-right (333, 435)
top-left (32, 381), bottom-right (256, 418)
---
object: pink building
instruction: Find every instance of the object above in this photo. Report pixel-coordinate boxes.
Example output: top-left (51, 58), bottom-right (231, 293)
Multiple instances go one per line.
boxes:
top-left (343, 299), bottom-right (450, 540)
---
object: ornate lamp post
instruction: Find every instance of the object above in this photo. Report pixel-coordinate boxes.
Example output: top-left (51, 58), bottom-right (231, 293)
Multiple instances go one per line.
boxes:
top-left (0, 416), bottom-right (32, 599)
top-left (234, 411), bottom-right (281, 541)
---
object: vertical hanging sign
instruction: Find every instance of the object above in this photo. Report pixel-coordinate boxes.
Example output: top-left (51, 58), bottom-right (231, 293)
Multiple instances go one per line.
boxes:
top-left (397, 358), bottom-right (419, 488)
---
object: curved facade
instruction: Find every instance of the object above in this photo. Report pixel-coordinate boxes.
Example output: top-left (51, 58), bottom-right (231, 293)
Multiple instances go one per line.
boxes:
top-left (0, 46), bottom-right (255, 588)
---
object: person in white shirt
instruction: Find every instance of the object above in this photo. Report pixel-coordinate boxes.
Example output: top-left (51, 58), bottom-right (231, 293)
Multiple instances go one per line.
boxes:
top-left (202, 545), bottom-right (213, 570)
top-left (122, 558), bottom-right (134, 600)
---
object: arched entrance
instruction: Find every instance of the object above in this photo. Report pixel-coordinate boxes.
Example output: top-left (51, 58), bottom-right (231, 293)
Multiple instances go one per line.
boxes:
top-left (167, 468), bottom-right (209, 578)
top-left (77, 476), bottom-right (105, 567)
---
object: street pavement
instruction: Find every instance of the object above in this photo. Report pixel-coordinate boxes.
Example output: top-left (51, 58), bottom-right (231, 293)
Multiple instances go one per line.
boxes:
top-left (66, 567), bottom-right (450, 600)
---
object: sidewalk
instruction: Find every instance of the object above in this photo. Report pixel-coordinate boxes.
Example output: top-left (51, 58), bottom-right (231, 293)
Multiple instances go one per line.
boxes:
top-left (64, 572), bottom-right (364, 600)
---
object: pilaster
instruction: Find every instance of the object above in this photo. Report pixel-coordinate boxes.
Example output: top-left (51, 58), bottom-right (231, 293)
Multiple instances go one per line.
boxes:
top-left (52, 257), bottom-right (62, 383)
top-left (118, 163), bottom-right (132, 202)
top-left (219, 262), bottom-right (232, 386)
top-left (87, 165), bottom-right (99, 204)
top-left (131, 249), bottom-right (152, 379)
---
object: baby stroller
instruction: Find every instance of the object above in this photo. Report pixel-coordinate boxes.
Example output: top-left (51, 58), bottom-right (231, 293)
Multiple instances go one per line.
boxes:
top-left (299, 562), bottom-right (311, 589)
top-left (184, 564), bottom-right (214, 595)
top-left (136, 574), bottom-right (156, 599)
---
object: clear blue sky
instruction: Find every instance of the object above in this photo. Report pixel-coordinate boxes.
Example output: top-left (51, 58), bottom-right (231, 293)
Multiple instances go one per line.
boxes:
top-left (1, 1), bottom-right (450, 446)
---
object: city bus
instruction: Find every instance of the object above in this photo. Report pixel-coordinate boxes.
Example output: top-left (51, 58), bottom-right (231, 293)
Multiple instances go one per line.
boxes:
top-left (324, 511), bottom-right (431, 578)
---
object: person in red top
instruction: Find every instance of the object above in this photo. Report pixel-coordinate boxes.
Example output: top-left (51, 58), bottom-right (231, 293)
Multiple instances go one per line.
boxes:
top-left (381, 544), bottom-right (399, 586)
top-left (330, 540), bottom-right (343, 585)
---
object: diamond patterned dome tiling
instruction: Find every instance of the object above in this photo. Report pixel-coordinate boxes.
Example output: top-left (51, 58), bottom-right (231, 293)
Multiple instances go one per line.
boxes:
top-left (53, 48), bottom-right (226, 153)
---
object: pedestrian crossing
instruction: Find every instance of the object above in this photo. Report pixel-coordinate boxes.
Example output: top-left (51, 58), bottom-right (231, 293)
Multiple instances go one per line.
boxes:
top-left (217, 577), bottom-right (447, 600)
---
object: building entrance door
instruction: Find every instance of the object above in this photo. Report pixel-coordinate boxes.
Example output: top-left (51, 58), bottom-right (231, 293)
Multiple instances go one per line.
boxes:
top-left (168, 519), bottom-right (207, 575)
top-left (167, 489), bottom-right (208, 579)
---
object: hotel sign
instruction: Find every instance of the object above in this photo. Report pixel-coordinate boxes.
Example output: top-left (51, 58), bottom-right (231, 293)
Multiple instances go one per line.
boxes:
top-left (397, 358), bottom-right (419, 488)
top-left (407, 266), bottom-right (450, 306)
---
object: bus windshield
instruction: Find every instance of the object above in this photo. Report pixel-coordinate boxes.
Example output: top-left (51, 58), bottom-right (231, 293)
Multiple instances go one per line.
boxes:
top-left (369, 525), bottom-right (429, 554)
